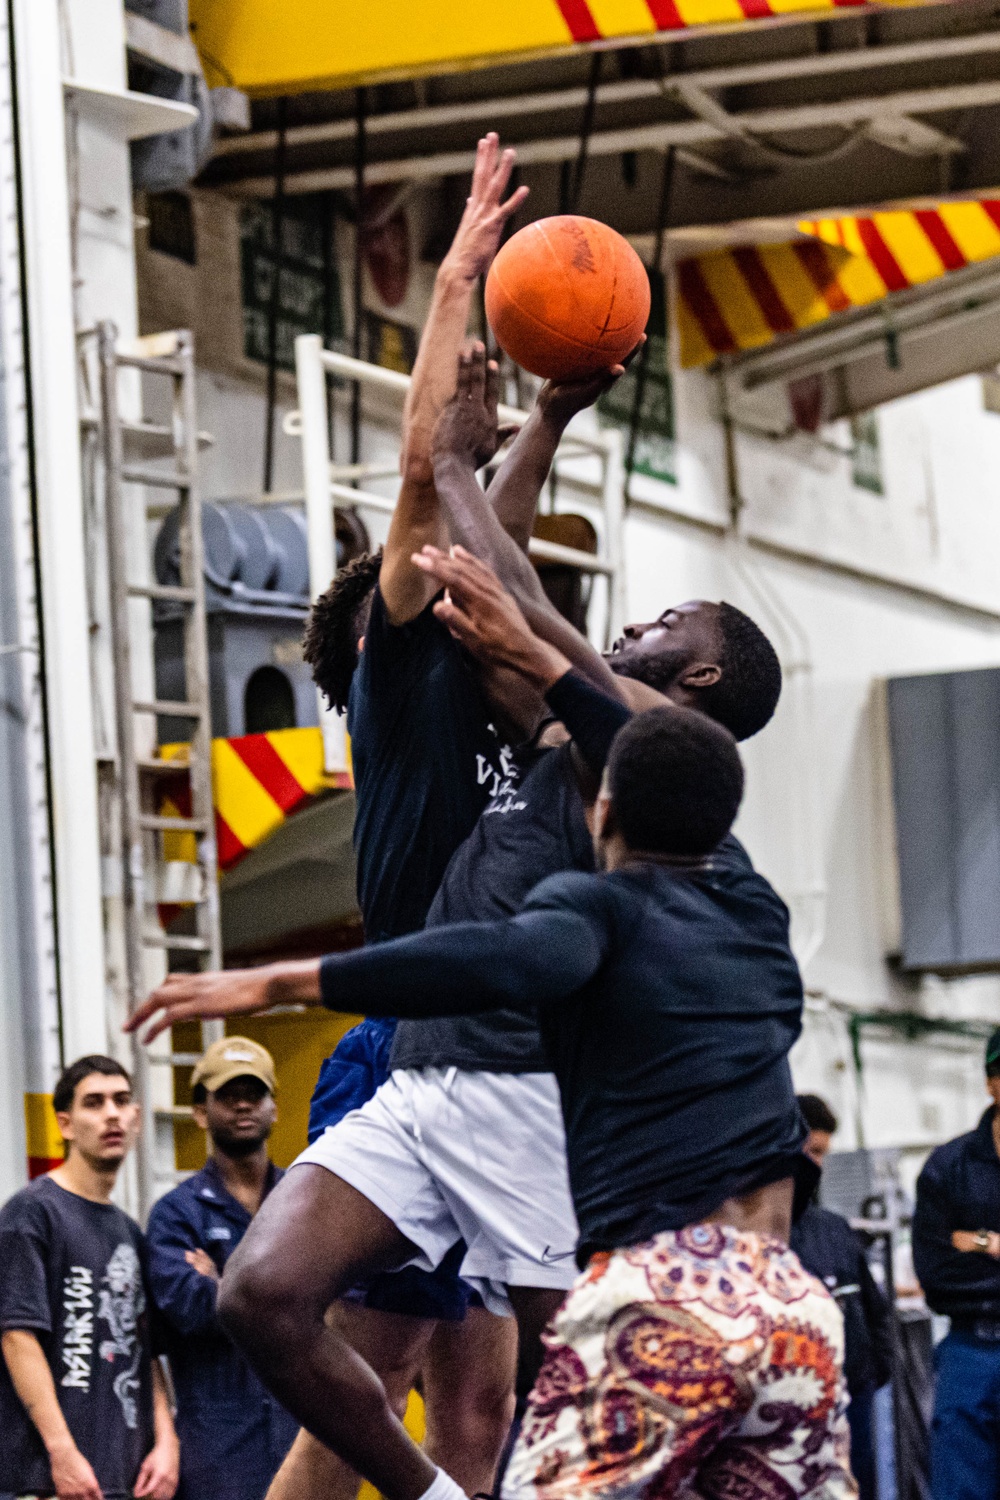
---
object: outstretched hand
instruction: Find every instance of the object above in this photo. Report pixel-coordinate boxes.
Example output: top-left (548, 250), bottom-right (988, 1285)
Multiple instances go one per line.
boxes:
top-left (537, 335), bottom-right (646, 428)
top-left (442, 133), bottom-right (529, 285)
top-left (124, 968), bottom-right (275, 1045)
top-left (432, 343), bottom-right (518, 473)
top-left (412, 544), bottom-right (570, 689)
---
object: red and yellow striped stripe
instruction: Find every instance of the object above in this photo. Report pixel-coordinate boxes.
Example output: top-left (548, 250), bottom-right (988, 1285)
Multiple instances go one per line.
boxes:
top-left (160, 727), bottom-right (352, 875)
top-left (25, 1092), bottom-right (64, 1179)
top-left (676, 199), bottom-right (1000, 366)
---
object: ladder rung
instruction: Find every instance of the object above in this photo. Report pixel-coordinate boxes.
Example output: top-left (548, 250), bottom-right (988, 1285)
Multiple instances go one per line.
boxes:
top-left (128, 583), bottom-right (196, 603)
top-left (143, 933), bottom-right (212, 953)
top-left (147, 1052), bottom-right (204, 1066)
top-left (137, 757), bottom-right (189, 775)
top-left (121, 464), bottom-right (191, 489)
top-left (138, 813), bottom-right (209, 833)
top-left (133, 699), bottom-right (202, 718)
top-left (115, 352), bottom-right (186, 376)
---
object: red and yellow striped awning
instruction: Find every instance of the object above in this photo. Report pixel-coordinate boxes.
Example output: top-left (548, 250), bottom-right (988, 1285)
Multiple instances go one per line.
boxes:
top-left (676, 198), bottom-right (1000, 366)
top-left (161, 727), bottom-right (352, 873)
top-left (191, 0), bottom-right (937, 94)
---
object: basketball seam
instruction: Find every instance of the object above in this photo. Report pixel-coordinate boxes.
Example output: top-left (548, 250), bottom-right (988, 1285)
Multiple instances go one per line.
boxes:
top-left (490, 270), bottom-right (640, 353)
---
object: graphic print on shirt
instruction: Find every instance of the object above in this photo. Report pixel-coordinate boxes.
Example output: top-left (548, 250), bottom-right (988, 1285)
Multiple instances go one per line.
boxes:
top-left (481, 736), bottom-right (526, 816)
top-left (97, 1243), bottom-right (146, 1429)
top-left (60, 1265), bottom-right (95, 1392)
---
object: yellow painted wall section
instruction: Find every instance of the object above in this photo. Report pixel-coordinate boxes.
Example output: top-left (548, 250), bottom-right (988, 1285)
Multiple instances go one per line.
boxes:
top-left (191, 0), bottom-right (573, 94)
top-left (25, 1092), bottom-right (64, 1165)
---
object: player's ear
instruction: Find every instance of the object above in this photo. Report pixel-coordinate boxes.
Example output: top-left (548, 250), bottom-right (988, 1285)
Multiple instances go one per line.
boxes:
top-left (678, 660), bottom-right (722, 691)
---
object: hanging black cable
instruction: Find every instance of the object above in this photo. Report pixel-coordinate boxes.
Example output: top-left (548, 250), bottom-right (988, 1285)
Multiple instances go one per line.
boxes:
top-left (351, 86), bottom-right (367, 471)
top-left (562, 51), bottom-right (601, 216)
top-left (262, 96), bottom-right (288, 493)
top-left (624, 146), bottom-right (675, 506)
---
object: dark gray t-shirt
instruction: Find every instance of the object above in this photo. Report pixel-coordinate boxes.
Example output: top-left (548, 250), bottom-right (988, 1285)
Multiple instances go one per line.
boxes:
top-left (389, 740), bottom-right (593, 1072)
top-left (0, 1176), bottom-right (156, 1498)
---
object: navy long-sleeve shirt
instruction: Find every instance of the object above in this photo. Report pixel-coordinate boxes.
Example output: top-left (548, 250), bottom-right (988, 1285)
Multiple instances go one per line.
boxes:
top-left (913, 1106), bottom-right (1000, 1323)
top-left (320, 849), bottom-right (806, 1260)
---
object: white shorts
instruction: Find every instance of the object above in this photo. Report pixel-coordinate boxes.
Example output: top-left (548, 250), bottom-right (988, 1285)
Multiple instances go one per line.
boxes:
top-left (294, 1068), bottom-right (580, 1317)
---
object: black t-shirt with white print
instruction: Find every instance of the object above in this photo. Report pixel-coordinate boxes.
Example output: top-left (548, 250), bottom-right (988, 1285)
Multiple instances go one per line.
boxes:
top-left (0, 1175), bottom-right (156, 1498)
top-left (347, 584), bottom-right (517, 944)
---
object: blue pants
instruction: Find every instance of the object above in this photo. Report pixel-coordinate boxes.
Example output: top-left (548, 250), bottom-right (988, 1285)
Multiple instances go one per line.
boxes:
top-left (931, 1329), bottom-right (1000, 1499)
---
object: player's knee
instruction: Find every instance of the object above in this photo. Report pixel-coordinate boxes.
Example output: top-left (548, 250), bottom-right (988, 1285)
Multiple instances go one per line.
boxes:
top-left (218, 1240), bottom-right (301, 1352)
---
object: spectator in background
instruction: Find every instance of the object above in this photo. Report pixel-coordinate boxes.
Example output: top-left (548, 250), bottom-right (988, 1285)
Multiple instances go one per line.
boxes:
top-left (146, 1038), bottom-right (297, 1500)
top-left (792, 1094), bottom-right (893, 1500)
top-left (913, 1028), bottom-right (1000, 1500)
top-left (0, 1055), bottom-right (178, 1500)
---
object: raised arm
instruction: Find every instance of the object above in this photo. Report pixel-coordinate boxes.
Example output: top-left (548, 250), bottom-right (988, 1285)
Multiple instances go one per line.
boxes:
top-left (126, 883), bottom-right (608, 1042)
top-left (380, 134), bottom-right (527, 624)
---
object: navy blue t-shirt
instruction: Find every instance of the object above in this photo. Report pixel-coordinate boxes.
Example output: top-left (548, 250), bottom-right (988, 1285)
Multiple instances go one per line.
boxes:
top-left (347, 584), bottom-right (516, 944)
top-left (319, 850), bottom-right (806, 1257)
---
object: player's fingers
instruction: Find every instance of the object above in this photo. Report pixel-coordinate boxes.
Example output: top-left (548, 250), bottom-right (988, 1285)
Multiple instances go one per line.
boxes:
top-left (454, 348), bottom-right (474, 401)
top-left (469, 134), bottom-right (494, 200)
top-left (488, 146), bottom-right (516, 202)
top-left (497, 183), bottom-right (530, 222)
top-left (485, 358), bottom-right (500, 420)
top-left (467, 342), bottom-right (486, 404)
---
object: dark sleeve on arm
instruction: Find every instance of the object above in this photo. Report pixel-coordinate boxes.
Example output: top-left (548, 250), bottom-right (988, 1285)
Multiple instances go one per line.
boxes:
top-left (0, 1202), bottom-right (53, 1333)
top-left (544, 670), bottom-right (632, 776)
top-left (320, 875), bottom-right (613, 1019)
top-left (145, 1200), bottom-right (220, 1339)
top-left (912, 1155), bottom-right (1000, 1312)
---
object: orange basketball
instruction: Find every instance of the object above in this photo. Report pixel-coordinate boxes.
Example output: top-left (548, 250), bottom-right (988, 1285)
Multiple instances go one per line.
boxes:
top-left (485, 216), bottom-right (650, 382)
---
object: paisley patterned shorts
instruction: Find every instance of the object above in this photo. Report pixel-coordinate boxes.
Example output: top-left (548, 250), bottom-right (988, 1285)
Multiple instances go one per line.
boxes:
top-left (501, 1223), bottom-right (857, 1500)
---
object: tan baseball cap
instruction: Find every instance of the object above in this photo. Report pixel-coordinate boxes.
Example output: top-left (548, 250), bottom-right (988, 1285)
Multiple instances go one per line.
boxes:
top-left (190, 1036), bottom-right (277, 1096)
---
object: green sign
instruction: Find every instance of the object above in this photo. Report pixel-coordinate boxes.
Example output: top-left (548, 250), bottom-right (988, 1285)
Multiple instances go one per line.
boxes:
top-left (241, 197), bottom-right (343, 371)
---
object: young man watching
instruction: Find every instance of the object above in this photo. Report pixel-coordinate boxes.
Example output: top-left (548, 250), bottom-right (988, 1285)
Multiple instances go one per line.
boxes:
top-left (0, 1056), bottom-right (178, 1500)
top-left (217, 707), bottom-right (852, 1497)
top-left (145, 1037), bottom-right (298, 1500)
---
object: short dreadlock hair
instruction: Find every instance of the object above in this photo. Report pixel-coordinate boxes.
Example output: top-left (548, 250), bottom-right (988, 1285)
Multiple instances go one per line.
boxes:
top-left (698, 601), bottom-right (782, 742)
top-left (303, 548), bottom-right (383, 713)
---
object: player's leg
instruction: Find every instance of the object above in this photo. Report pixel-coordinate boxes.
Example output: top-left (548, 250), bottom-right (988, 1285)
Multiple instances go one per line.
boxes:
top-left (504, 1288), bottom-right (566, 1394)
top-left (422, 1303), bottom-right (518, 1495)
top-left (220, 1165), bottom-right (444, 1500)
top-left (502, 1226), bottom-right (855, 1500)
top-left (221, 1072), bottom-right (469, 1500)
top-left (265, 1302), bottom-right (438, 1500)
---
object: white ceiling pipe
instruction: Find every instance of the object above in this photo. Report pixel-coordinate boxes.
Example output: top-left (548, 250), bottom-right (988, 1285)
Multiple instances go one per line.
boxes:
top-left (231, 76), bottom-right (1000, 196)
top-left (211, 27), bottom-right (1000, 161)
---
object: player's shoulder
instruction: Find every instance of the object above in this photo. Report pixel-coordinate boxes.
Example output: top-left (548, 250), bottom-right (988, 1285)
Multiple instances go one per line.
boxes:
top-left (0, 1175), bottom-right (60, 1233)
top-left (522, 867), bottom-right (610, 914)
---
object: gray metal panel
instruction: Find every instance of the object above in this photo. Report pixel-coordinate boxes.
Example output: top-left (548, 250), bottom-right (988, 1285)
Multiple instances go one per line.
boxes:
top-left (886, 671), bottom-right (959, 969)
top-left (952, 669), bottom-right (1000, 965)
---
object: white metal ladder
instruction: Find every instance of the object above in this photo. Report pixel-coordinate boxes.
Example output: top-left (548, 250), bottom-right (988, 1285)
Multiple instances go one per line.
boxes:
top-left (88, 324), bottom-right (223, 1214)
top-left (289, 336), bottom-right (627, 773)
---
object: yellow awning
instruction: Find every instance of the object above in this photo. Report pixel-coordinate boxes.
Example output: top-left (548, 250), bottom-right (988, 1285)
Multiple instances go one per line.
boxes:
top-left (676, 199), bottom-right (1000, 367)
top-left (190, 0), bottom-right (937, 96)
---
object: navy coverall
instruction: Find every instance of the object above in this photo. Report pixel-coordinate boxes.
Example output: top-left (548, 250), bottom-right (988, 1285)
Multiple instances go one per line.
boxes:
top-left (914, 1105), bottom-right (1000, 1500)
top-left (146, 1159), bottom-right (298, 1500)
